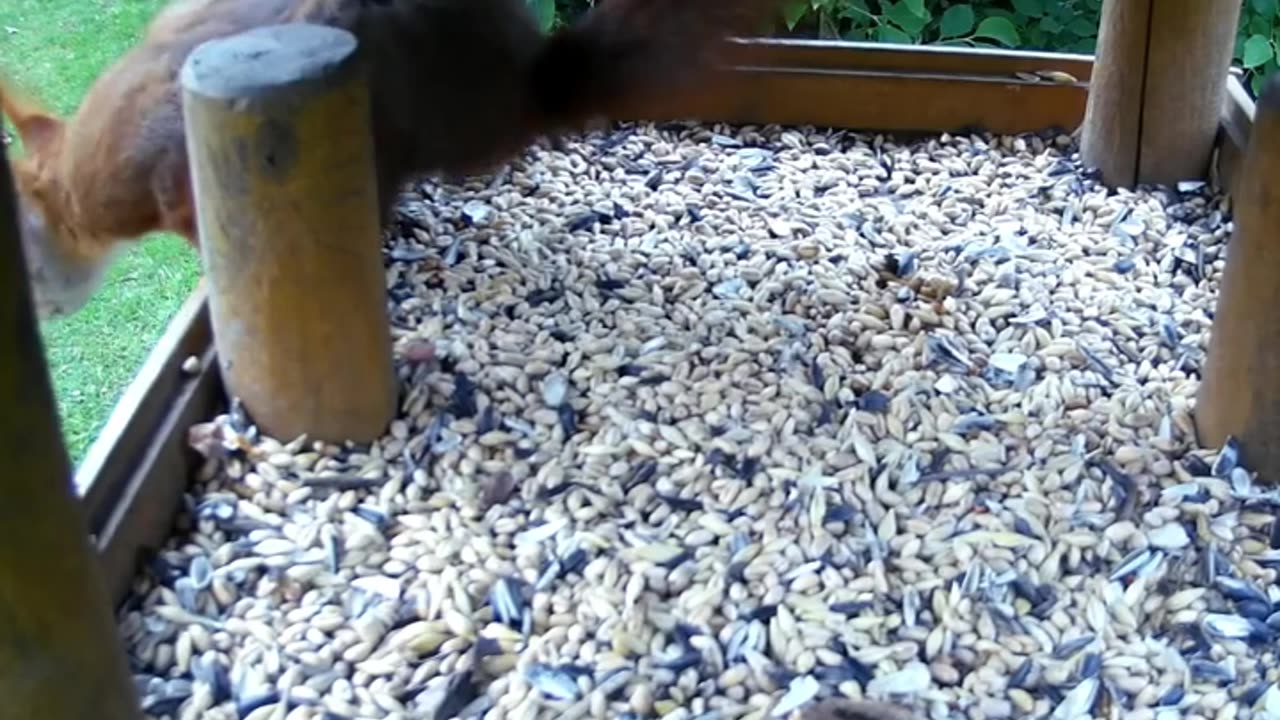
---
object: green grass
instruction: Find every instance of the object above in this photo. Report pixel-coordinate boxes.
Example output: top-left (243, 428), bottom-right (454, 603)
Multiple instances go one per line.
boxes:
top-left (2, 0), bottom-right (202, 464)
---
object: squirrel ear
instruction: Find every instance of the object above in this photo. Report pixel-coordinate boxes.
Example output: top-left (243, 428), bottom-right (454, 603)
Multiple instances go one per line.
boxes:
top-left (0, 75), bottom-right (64, 157)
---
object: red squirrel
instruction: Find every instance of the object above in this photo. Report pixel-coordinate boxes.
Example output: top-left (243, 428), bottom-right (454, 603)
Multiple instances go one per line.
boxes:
top-left (1, 0), bottom-right (780, 318)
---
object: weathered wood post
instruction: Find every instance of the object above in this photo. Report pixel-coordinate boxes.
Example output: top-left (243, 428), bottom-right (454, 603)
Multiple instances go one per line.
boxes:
top-left (179, 23), bottom-right (397, 445)
top-left (1080, 0), bottom-right (1242, 187)
top-left (0, 138), bottom-right (142, 716)
top-left (1196, 72), bottom-right (1280, 479)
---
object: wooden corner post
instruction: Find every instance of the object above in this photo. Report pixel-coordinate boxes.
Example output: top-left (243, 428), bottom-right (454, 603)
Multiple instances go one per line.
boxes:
top-left (0, 143), bottom-right (141, 716)
top-left (1080, 0), bottom-right (1242, 187)
top-left (1196, 72), bottom-right (1280, 479)
top-left (180, 23), bottom-right (397, 445)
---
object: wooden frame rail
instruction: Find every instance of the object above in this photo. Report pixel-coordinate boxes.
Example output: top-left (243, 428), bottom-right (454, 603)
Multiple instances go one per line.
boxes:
top-left (74, 282), bottom-right (225, 605)
top-left (635, 38), bottom-right (1091, 136)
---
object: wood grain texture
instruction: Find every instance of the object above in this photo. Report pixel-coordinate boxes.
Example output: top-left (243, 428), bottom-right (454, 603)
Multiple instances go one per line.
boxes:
top-left (1139, 0), bottom-right (1242, 185)
top-left (1196, 72), bottom-right (1280, 482)
top-left (0, 145), bottom-right (141, 718)
top-left (618, 64), bottom-right (1087, 137)
top-left (1079, 0), bottom-right (1152, 186)
top-left (1082, 0), bottom-right (1241, 187)
top-left (721, 37), bottom-right (1093, 79)
top-left (180, 23), bottom-right (396, 445)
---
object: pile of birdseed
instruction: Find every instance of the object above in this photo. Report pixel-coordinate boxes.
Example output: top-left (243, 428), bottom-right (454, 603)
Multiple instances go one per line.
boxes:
top-left (121, 120), bottom-right (1280, 720)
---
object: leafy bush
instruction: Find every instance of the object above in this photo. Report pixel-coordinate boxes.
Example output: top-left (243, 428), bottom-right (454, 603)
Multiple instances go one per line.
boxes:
top-left (524, 0), bottom-right (591, 31)
top-left (776, 0), bottom-right (1103, 54)
top-left (532, 0), bottom-right (1280, 98)
top-left (1239, 0), bottom-right (1280, 96)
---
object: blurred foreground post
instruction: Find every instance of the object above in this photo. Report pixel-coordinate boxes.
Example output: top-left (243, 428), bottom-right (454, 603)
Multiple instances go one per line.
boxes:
top-left (0, 124), bottom-right (142, 719)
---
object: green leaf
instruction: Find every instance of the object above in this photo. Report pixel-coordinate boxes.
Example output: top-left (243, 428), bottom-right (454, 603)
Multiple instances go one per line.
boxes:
top-left (818, 9), bottom-right (842, 39)
top-left (981, 8), bottom-right (1018, 21)
top-left (527, 0), bottom-right (556, 31)
top-left (1068, 17), bottom-right (1097, 37)
top-left (1011, 0), bottom-right (1045, 18)
top-left (838, 2), bottom-right (875, 25)
top-left (781, 0), bottom-right (809, 30)
top-left (939, 5), bottom-right (975, 39)
top-left (1244, 34), bottom-right (1274, 68)
top-left (877, 24), bottom-right (914, 45)
top-left (974, 16), bottom-right (1020, 47)
top-left (1039, 15), bottom-right (1063, 34)
top-left (1049, 5), bottom-right (1080, 27)
top-left (839, 0), bottom-right (872, 16)
top-left (885, 1), bottom-right (930, 36)
top-left (1253, 72), bottom-right (1267, 98)
top-left (903, 0), bottom-right (927, 18)
top-left (1253, 0), bottom-right (1278, 16)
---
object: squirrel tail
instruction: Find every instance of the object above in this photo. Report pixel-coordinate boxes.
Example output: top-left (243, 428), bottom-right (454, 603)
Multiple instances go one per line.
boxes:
top-left (527, 0), bottom-right (779, 130)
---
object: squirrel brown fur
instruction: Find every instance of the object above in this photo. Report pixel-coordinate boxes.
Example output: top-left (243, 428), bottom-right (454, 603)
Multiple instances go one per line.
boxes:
top-left (1, 0), bottom-right (781, 318)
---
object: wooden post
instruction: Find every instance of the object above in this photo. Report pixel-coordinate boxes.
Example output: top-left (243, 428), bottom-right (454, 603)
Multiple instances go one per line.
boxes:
top-left (1196, 72), bottom-right (1280, 480)
top-left (0, 137), bottom-right (142, 717)
top-left (1078, 0), bottom-right (1151, 186)
top-left (179, 23), bottom-right (397, 445)
top-left (1080, 0), bottom-right (1242, 187)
